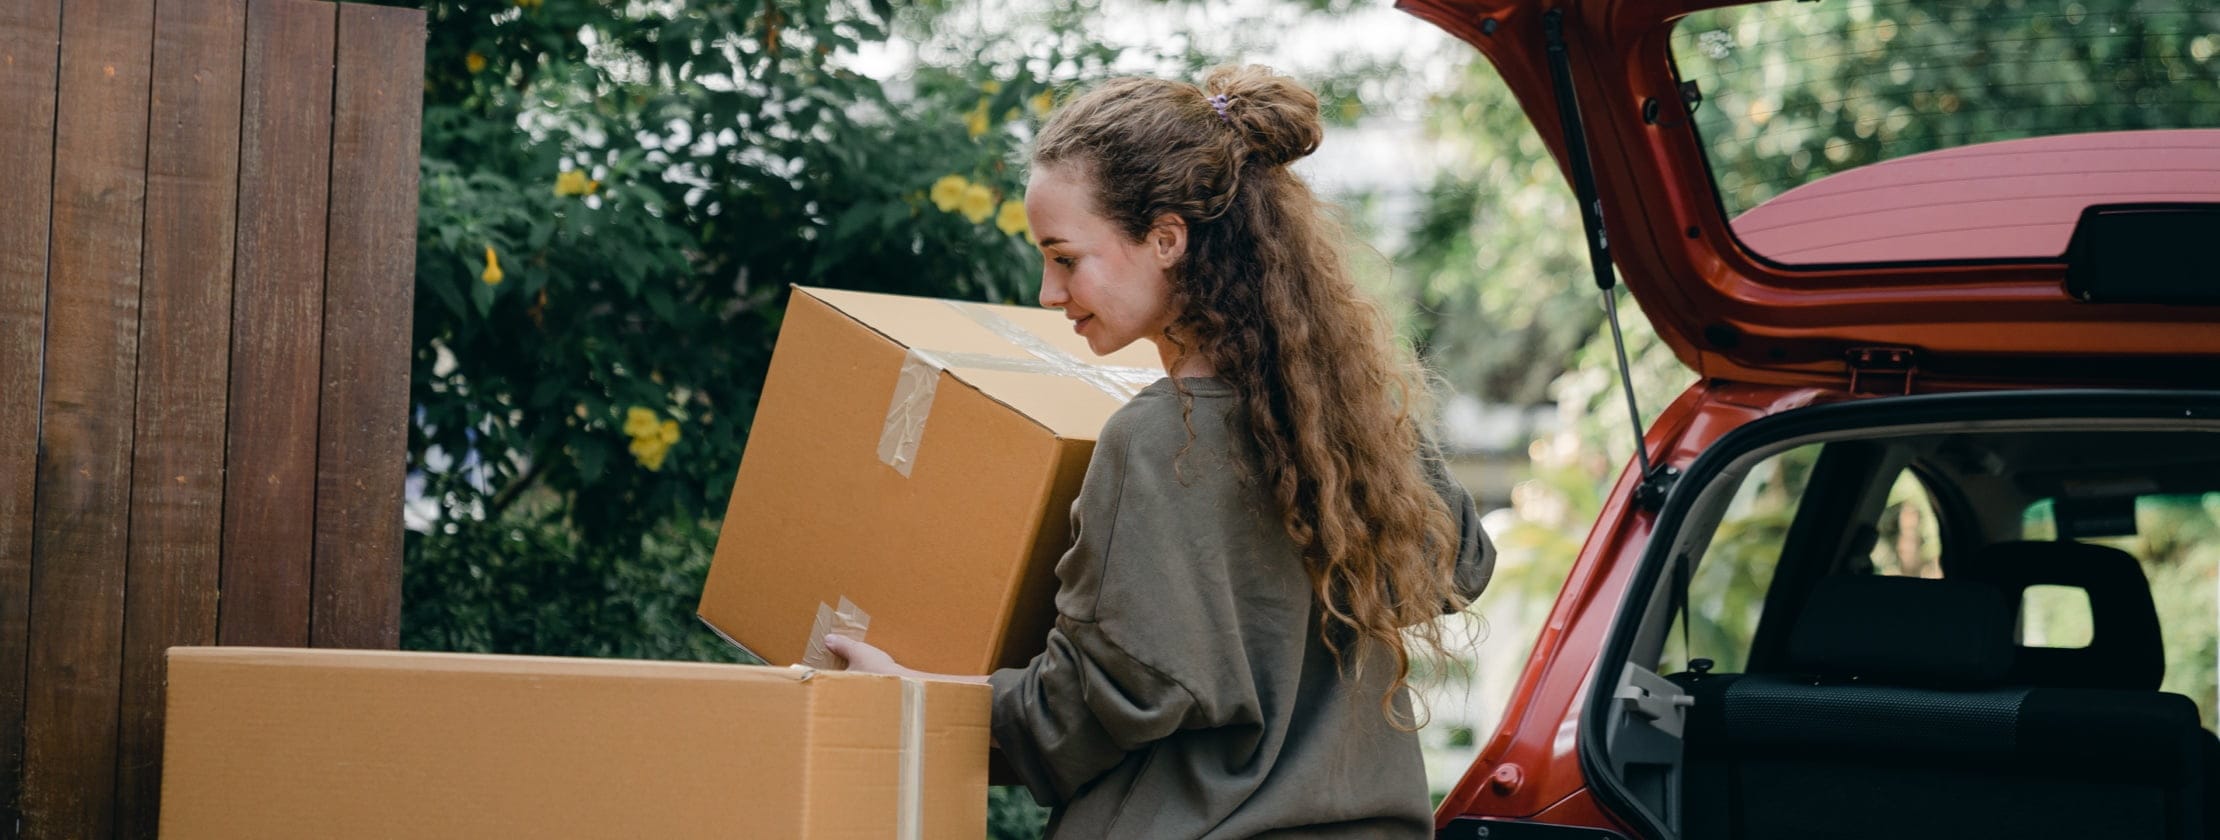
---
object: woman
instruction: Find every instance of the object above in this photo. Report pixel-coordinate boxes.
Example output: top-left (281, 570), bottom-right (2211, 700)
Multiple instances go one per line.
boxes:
top-left (826, 64), bottom-right (1495, 838)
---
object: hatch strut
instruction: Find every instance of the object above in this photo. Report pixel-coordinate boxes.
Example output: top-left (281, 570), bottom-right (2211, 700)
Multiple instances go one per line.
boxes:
top-left (1541, 8), bottom-right (1676, 509)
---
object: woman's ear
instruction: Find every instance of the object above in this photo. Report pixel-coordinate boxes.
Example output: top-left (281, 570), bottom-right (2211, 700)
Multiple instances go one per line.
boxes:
top-left (1148, 213), bottom-right (1188, 269)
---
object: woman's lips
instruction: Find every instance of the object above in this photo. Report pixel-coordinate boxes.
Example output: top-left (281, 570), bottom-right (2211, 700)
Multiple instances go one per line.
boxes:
top-left (1073, 315), bottom-right (1092, 334)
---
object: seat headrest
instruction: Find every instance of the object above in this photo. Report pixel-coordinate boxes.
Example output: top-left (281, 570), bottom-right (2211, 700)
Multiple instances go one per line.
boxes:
top-left (1785, 576), bottom-right (2015, 688)
top-left (1954, 540), bottom-right (2164, 691)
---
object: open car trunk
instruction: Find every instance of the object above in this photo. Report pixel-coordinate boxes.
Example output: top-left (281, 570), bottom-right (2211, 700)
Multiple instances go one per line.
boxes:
top-left (1585, 390), bottom-right (2220, 840)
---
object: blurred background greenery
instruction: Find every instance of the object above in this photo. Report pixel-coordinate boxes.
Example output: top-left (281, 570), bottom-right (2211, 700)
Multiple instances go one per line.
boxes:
top-left (383, 0), bottom-right (2218, 835)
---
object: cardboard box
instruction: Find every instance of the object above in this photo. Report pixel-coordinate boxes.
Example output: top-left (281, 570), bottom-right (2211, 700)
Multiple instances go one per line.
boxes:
top-left (159, 647), bottom-right (989, 839)
top-left (700, 286), bottom-right (1161, 676)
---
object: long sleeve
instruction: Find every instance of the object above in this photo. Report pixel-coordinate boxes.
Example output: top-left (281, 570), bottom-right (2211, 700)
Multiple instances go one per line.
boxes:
top-left (1424, 446), bottom-right (1497, 611)
top-left (989, 616), bottom-right (1203, 805)
top-left (978, 380), bottom-right (1440, 838)
top-left (986, 402), bottom-right (1266, 806)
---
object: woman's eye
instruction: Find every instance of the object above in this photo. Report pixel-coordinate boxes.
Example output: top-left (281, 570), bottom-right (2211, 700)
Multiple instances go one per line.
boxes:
top-left (1053, 256), bottom-right (1077, 268)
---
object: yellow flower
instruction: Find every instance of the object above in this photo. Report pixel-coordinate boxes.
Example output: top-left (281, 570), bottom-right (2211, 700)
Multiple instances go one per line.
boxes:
top-left (657, 419), bottom-right (680, 445)
top-left (480, 245), bottom-right (503, 285)
top-left (1029, 90), bottom-right (1054, 117)
top-left (965, 101), bottom-right (990, 138)
top-left (930, 174), bottom-right (968, 213)
top-left (959, 184), bottom-right (995, 224)
top-left (623, 406), bottom-right (661, 439)
top-left (995, 199), bottom-right (1027, 236)
top-left (466, 51), bottom-right (487, 74)
top-left (980, 79), bottom-right (1002, 94)
top-left (629, 435), bottom-right (671, 471)
top-left (554, 169), bottom-right (598, 197)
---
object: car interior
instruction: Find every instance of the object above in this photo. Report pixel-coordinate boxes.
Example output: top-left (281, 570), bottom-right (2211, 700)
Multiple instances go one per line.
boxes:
top-left (1597, 422), bottom-right (2220, 840)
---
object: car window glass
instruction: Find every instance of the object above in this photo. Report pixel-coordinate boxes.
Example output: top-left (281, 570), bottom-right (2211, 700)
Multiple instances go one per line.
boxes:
top-left (1668, 444), bottom-right (1823, 674)
top-left (2023, 494), bottom-right (2220, 730)
top-left (1669, 0), bottom-right (2220, 264)
top-left (2020, 584), bottom-right (2095, 648)
top-left (1869, 470), bottom-right (1943, 578)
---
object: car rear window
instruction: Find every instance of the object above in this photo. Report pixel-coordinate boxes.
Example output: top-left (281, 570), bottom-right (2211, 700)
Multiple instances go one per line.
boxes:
top-left (1669, 0), bottom-right (2220, 264)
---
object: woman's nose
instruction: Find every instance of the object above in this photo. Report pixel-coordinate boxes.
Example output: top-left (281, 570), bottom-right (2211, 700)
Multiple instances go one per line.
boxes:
top-left (1038, 271), bottom-right (1067, 309)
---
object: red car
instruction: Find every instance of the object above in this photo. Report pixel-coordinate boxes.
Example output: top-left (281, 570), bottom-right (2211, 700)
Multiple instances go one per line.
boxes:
top-left (1398, 0), bottom-right (2220, 837)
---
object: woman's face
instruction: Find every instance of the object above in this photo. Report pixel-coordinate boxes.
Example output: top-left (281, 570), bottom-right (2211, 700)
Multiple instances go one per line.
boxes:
top-left (1024, 163), bottom-right (1186, 360)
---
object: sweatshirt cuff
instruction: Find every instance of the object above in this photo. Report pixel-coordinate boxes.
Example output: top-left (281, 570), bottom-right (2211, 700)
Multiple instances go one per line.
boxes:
top-left (988, 665), bottom-right (1067, 808)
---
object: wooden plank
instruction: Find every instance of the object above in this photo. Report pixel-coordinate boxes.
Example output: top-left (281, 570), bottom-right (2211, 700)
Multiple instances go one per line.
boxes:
top-left (0, 0), bottom-right (62, 828)
top-left (314, 3), bottom-right (423, 651)
top-left (21, 0), bottom-right (154, 835)
top-left (219, 0), bottom-right (334, 649)
top-left (113, 1), bottom-right (246, 836)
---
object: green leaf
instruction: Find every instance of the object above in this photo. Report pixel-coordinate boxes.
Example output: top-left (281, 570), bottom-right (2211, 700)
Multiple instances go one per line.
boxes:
top-left (469, 275), bottom-right (495, 318)
top-left (528, 377), bottom-right (566, 409)
top-left (575, 435), bottom-right (609, 485)
top-left (427, 270), bottom-right (470, 318)
top-left (645, 286), bottom-right (677, 322)
top-left (830, 200), bottom-right (879, 242)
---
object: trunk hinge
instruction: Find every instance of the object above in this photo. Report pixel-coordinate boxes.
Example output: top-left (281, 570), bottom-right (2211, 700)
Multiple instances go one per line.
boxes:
top-left (1544, 8), bottom-right (1674, 512)
top-left (1846, 346), bottom-right (1920, 395)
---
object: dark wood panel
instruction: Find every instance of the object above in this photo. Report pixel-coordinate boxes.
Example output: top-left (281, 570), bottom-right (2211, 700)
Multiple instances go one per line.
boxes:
top-left (314, 2), bottom-right (423, 651)
top-left (114, 1), bottom-right (245, 836)
top-left (219, 0), bottom-right (333, 649)
top-left (21, 0), bottom-right (154, 836)
top-left (0, 0), bottom-right (62, 830)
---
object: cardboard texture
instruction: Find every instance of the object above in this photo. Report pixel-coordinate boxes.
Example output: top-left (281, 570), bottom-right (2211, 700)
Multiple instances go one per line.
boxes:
top-left (701, 286), bottom-right (1161, 676)
top-left (159, 647), bottom-right (990, 839)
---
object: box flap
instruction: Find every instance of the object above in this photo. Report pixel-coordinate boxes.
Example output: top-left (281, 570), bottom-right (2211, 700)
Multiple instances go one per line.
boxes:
top-left (801, 286), bottom-right (1163, 439)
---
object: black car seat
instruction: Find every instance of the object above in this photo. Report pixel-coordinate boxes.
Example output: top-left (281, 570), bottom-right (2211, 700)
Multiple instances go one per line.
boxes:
top-left (1677, 574), bottom-right (2208, 840)
top-left (1956, 539), bottom-right (2220, 839)
top-left (1954, 540), bottom-right (2165, 691)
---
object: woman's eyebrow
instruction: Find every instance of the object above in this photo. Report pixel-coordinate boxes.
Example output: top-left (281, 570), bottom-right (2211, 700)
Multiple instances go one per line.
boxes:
top-left (1036, 237), bottom-right (1068, 248)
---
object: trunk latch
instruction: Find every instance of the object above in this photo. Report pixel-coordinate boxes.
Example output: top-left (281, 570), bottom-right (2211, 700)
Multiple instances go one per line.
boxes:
top-left (1846, 346), bottom-right (1920, 395)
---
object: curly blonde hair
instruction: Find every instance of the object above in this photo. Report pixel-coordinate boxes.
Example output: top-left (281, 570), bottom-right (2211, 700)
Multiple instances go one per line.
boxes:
top-left (1034, 65), bottom-right (1468, 724)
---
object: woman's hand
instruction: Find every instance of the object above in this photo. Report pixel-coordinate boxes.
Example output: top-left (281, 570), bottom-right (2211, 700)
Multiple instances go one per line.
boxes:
top-left (822, 635), bottom-right (913, 678)
top-left (819, 636), bottom-right (993, 686)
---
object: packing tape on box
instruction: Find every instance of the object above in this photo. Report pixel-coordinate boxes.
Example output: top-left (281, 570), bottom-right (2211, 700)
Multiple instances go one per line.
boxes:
top-left (877, 302), bottom-right (1162, 477)
top-left (799, 596), bottom-right (871, 670)
top-left (898, 677), bottom-right (927, 840)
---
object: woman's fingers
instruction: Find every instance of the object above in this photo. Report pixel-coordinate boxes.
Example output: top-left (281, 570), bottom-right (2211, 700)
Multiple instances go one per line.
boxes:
top-left (823, 635), bottom-right (902, 675)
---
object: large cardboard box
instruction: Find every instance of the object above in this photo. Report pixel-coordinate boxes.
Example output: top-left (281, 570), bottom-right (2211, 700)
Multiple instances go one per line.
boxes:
top-left (160, 647), bottom-right (989, 839)
top-left (700, 286), bottom-right (1161, 675)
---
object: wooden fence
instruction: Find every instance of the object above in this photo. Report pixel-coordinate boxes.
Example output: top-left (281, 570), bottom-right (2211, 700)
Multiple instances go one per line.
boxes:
top-left (0, 0), bottom-right (424, 836)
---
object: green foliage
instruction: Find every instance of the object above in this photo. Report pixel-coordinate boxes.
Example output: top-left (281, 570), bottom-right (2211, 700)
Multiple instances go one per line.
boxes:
top-left (1395, 67), bottom-right (1601, 406)
top-left (402, 0), bottom-right (1108, 657)
top-left (403, 506), bottom-right (744, 661)
top-left (988, 786), bottom-right (1053, 839)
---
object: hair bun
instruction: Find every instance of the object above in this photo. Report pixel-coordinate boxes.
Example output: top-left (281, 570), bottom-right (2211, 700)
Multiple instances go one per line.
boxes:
top-left (1202, 65), bottom-right (1322, 169)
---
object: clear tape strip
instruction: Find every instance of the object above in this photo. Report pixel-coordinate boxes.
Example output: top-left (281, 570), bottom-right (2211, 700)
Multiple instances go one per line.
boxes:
top-left (877, 350), bottom-right (945, 477)
top-left (898, 678), bottom-right (926, 840)
top-left (944, 301), bottom-right (1160, 400)
top-left (798, 596), bottom-right (870, 670)
top-left (874, 302), bottom-right (1158, 477)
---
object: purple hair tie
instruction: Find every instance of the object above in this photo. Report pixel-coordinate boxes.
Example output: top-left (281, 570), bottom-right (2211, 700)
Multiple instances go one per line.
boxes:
top-left (1208, 93), bottom-right (1233, 124)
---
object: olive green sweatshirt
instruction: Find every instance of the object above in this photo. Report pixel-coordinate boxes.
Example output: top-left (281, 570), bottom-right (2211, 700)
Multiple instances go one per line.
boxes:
top-left (988, 377), bottom-right (1497, 839)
